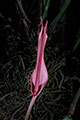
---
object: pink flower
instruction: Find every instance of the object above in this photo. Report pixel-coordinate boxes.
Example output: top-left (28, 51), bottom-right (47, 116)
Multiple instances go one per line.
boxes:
top-left (30, 17), bottom-right (48, 97)
top-left (24, 17), bottom-right (48, 120)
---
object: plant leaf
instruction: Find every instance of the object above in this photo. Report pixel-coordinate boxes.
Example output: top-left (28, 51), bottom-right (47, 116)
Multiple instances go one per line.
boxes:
top-left (73, 28), bottom-right (80, 52)
top-left (48, 0), bottom-right (71, 34)
top-left (62, 116), bottom-right (72, 120)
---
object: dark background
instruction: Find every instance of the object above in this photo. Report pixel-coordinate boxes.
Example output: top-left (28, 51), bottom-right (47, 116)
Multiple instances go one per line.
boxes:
top-left (0, 0), bottom-right (80, 120)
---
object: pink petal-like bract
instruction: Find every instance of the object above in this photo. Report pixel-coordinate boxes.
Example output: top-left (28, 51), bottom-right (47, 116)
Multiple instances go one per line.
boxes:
top-left (30, 17), bottom-right (48, 97)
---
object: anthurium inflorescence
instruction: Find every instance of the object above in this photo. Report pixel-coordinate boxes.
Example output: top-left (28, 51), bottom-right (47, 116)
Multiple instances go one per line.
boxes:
top-left (24, 17), bottom-right (48, 120)
top-left (30, 17), bottom-right (48, 97)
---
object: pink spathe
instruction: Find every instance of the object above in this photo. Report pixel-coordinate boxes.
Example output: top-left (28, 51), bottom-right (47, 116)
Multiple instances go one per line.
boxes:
top-left (30, 17), bottom-right (48, 96)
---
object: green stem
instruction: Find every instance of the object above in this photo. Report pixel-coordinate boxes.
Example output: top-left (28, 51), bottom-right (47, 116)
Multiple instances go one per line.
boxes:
top-left (49, 0), bottom-right (71, 34)
top-left (69, 88), bottom-right (80, 115)
top-left (16, 0), bottom-right (31, 23)
top-left (72, 88), bottom-right (80, 107)
top-left (43, 0), bottom-right (51, 20)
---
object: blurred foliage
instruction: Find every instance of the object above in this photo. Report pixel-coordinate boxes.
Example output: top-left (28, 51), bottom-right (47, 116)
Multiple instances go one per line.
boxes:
top-left (49, 0), bottom-right (71, 35)
top-left (42, 0), bottom-right (51, 19)
top-left (73, 28), bottom-right (80, 52)
top-left (62, 116), bottom-right (72, 120)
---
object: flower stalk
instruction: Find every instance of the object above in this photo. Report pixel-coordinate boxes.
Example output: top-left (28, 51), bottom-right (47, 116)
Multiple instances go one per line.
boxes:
top-left (24, 96), bottom-right (37, 120)
top-left (24, 17), bottom-right (48, 120)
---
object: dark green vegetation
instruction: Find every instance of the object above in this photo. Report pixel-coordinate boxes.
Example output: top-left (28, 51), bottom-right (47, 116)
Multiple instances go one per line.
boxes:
top-left (0, 0), bottom-right (80, 120)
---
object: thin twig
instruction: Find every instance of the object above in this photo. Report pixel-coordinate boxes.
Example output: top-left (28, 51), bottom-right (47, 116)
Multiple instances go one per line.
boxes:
top-left (0, 12), bottom-right (6, 21)
top-left (11, 102), bottom-right (26, 120)
top-left (16, 0), bottom-right (31, 23)
top-left (69, 88), bottom-right (80, 115)
top-left (0, 92), bottom-right (14, 101)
